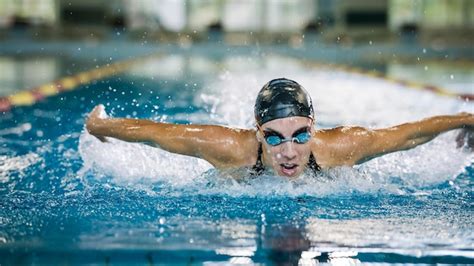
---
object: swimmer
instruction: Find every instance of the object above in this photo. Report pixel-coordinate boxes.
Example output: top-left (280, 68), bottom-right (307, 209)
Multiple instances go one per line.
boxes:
top-left (86, 78), bottom-right (474, 178)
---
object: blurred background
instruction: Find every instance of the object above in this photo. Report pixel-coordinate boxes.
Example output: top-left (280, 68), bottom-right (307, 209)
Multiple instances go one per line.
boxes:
top-left (0, 0), bottom-right (473, 100)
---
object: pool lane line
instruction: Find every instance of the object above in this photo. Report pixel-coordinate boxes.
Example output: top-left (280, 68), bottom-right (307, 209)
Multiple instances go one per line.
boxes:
top-left (0, 54), bottom-right (162, 113)
top-left (296, 58), bottom-right (474, 102)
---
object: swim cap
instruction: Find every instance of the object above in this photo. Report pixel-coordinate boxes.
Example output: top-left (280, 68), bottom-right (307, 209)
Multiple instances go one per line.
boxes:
top-left (255, 78), bottom-right (314, 125)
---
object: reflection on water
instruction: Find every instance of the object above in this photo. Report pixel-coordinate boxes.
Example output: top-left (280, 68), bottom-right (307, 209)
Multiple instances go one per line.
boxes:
top-left (264, 224), bottom-right (310, 265)
top-left (304, 217), bottom-right (473, 257)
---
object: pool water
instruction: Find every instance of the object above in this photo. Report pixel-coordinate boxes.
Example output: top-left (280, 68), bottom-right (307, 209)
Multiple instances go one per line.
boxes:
top-left (0, 53), bottom-right (473, 265)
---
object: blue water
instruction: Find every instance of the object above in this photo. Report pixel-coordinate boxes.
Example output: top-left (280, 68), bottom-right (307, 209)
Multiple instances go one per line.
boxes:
top-left (1, 54), bottom-right (473, 265)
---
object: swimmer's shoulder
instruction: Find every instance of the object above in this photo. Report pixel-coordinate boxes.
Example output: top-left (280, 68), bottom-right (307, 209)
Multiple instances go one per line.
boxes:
top-left (313, 126), bottom-right (368, 140)
top-left (209, 127), bottom-right (259, 169)
top-left (312, 126), bottom-right (369, 167)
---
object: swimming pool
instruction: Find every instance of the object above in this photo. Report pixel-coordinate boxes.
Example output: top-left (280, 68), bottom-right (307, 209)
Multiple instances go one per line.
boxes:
top-left (1, 52), bottom-right (473, 264)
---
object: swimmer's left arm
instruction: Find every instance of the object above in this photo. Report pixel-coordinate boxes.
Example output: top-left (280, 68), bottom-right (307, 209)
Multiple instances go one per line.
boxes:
top-left (345, 113), bottom-right (473, 164)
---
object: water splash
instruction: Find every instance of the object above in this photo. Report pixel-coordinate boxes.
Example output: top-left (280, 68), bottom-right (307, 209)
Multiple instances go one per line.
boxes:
top-left (0, 152), bottom-right (42, 183)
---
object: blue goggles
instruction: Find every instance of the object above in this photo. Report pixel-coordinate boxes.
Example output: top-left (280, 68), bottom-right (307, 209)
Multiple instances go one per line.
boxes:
top-left (261, 127), bottom-right (312, 146)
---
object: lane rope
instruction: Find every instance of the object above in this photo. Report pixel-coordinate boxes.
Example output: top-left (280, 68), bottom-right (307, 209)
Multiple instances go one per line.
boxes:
top-left (0, 54), bottom-right (162, 113)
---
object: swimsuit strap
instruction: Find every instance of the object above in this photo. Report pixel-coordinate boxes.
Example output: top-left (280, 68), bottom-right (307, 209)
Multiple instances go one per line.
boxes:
top-left (251, 143), bottom-right (321, 176)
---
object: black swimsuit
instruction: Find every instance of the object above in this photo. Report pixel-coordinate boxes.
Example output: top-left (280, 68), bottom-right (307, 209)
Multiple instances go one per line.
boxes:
top-left (250, 143), bottom-right (321, 176)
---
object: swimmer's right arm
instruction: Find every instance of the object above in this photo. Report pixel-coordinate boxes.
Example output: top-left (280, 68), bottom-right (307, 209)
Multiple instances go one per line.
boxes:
top-left (345, 112), bottom-right (474, 164)
top-left (85, 105), bottom-right (255, 167)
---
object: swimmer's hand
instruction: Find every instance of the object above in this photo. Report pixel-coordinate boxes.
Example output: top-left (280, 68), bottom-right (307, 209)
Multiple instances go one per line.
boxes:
top-left (455, 112), bottom-right (474, 150)
top-left (86, 104), bottom-right (108, 142)
top-left (456, 127), bottom-right (474, 150)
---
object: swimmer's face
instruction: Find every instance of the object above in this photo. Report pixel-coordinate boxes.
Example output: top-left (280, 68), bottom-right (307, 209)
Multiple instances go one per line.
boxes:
top-left (258, 117), bottom-right (314, 178)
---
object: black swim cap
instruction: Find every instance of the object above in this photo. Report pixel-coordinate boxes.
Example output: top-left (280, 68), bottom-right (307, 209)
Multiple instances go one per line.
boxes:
top-left (255, 78), bottom-right (314, 125)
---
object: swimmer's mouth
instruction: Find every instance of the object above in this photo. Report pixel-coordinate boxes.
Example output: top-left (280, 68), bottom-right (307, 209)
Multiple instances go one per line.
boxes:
top-left (280, 163), bottom-right (299, 176)
top-left (281, 163), bottom-right (298, 170)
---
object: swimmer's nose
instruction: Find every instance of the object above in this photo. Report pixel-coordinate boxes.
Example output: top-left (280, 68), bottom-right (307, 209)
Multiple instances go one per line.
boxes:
top-left (280, 142), bottom-right (297, 160)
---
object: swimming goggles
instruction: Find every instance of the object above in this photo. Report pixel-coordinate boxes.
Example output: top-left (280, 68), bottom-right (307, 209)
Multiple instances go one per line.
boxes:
top-left (258, 126), bottom-right (311, 146)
